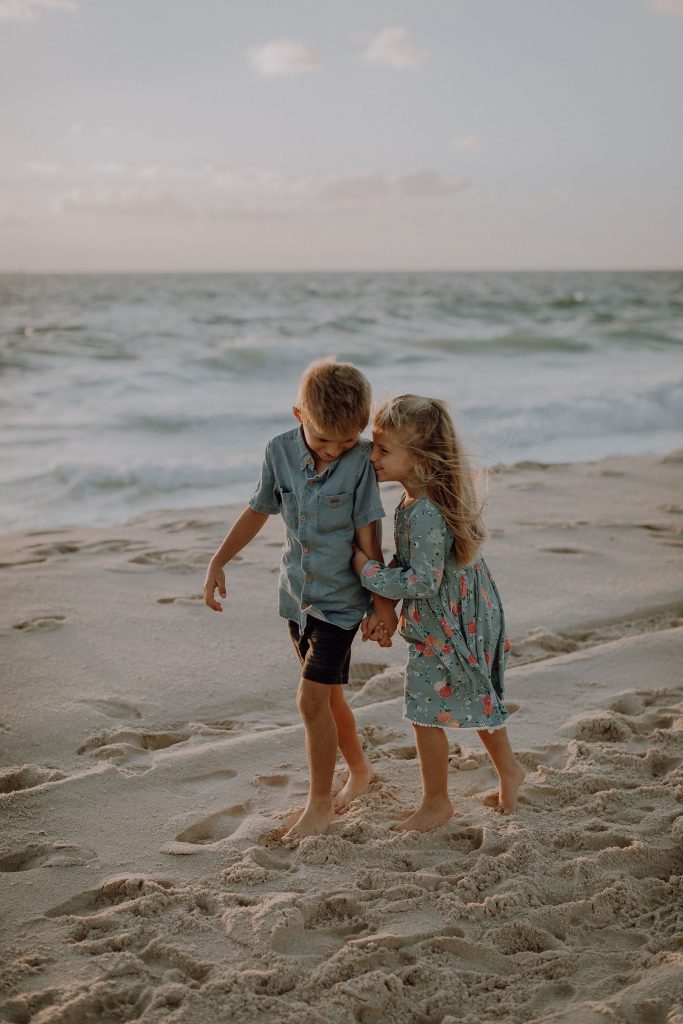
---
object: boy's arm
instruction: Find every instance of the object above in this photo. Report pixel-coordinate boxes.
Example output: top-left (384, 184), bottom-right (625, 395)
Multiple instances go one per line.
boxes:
top-left (354, 522), bottom-right (399, 642)
top-left (204, 506), bottom-right (269, 612)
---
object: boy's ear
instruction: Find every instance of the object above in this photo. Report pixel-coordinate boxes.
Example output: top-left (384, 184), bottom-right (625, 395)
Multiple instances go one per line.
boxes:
top-left (292, 406), bottom-right (303, 424)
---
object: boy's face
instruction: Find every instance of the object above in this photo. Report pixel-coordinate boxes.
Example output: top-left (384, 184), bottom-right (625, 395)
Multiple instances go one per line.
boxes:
top-left (293, 407), bottom-right (360, 464)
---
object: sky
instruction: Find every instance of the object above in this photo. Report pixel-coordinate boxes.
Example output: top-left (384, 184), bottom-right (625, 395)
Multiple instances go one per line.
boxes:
top-left (1, 0), bottom-right (682, 272)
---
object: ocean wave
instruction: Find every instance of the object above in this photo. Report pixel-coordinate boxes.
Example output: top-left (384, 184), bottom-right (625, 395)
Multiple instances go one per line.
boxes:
top-left (7, 460), bottom-right (254, 497)
top-left (1, 270), bottom-right (682, 530)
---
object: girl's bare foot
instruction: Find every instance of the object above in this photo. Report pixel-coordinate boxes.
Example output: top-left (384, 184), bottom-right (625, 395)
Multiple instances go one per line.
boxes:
top-left (390, 796), bottom-right (454, 833)
top-left (481, 762), bottom-right (525, 813)
top-left (333, 761), bottom-right (375, 813)
top-left (283, 797), bottom-right (334, 839)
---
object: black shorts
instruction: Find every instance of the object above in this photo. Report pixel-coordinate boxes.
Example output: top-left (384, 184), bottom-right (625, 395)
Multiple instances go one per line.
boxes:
top-left (288, 617), bottom-right (360, 686)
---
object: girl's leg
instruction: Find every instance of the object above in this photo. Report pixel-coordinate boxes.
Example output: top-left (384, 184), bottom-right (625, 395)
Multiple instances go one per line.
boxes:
top-left (285, 678), bottom-right (337, 838)
top-left (393, 724), bottom-right (453, 833)
top-left (476, 726), bottom-right (525, 813)
top-left (329, 685), bottom-right (374, 811)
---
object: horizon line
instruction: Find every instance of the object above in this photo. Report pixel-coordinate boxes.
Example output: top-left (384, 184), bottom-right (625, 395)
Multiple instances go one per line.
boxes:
top-left (1, 266), bottom-right (681, 276)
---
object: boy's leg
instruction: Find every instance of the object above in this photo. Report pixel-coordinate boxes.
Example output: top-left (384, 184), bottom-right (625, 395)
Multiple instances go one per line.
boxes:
top-left (329, 685), bottom-right (374, 811)
top-left (476, 726), bottom-right (525, 813)
top-left (392, 724), bottom-right (453, 833)
top-left (284, 677), bottom-right (337, 838)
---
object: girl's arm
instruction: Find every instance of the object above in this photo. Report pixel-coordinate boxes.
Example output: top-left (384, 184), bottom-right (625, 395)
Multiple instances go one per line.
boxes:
top-left (354, 522), bottom-right (399, 644)
top-left (204, 506), bottom-right (269, 611)
top-left (355, 504), bottom-right (449, 600)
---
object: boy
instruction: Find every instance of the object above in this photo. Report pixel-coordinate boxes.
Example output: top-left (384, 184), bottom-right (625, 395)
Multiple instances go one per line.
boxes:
top-left (203, 358), bottom-right (397, 838)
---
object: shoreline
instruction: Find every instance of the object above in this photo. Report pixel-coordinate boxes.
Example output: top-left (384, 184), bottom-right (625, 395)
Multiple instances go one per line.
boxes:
top-left (3, 446), bottom-right (682, 538)
top-left (2, 450), bottom-right (682, 1023)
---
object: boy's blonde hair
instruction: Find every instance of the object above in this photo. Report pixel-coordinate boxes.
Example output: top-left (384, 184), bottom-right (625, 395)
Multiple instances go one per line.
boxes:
top-left (373, 394), bottom-right (487, 566)
top-left (297, 357), bottom-right (371, 435)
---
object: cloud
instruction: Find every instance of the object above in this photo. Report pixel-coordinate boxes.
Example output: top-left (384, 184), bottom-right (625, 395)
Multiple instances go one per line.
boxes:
top-left (27, 160), bottom-right (62, 174)
top-left (0, 0), bottom-right (75, 22)
top-left (39, 163), bottom-right (472, 227)
top-left (248, 39), bottom-right (321, 77)
top-left (318, 173), bottom-right (389, 202)
top-left (91, 162), bottom-right (127, 176)
top-left (52, 185), bottom-right (295, 223)
top-left (396, 169), bottom-right (472, 198)
top-left (361, 26), bottom-right (427, 70)
top-left (451, 135), bottom-right (480, 152)
top-left (648, 0), bottom-right (683, 13)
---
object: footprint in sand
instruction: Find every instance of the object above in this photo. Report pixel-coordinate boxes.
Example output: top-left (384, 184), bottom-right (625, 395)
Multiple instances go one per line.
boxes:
top-left (553, 830), bottom-right (633, 852)
top-left (78, 728), bottom-right (192, 758)
top-left (78, 718), bottom-right (242, 764)
top-left (158, 516), bottom-right (223, 533)
top-left (156, 594), bottom-right (204, 605)
top-left (0, 556), bottom-right (48, 568)
top-left (385, 744), bottom-right (418, 760)
top-left (0, 764), bottom-right (67, 794)
top-left (44, 874), bottom-right (175, 918)
top-left (129, 549), bottom-right (241, 572)
top-left (184, 768), bottom-right (238, 784)
top-left (0, 842), bottom-right (96, 872)
top-left (13, 615), bottom-right (66, 632)
top-left (510, 629), bottom-right (580, 662)
top-left (538, 546), bottom-right (599, 556)
top-left (251, 772), bottom-right (290, 788)
top-left (445, 825), bottom-right (485, 852)
top-left (78, 699), bottom-right (143, 720)
top-left (28, 539), bottom-right (143, 557)
top-left (173, 802), bottom-right (254, 846)
top-left (27, 541), bottom-right (81, 556)
top-left (359, 724), bottom-right (404, 745)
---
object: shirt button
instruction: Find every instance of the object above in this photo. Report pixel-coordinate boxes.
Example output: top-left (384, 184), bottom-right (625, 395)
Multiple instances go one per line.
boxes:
top-left (299, 514), bottom-right (306, 522)
top-left (303, 546), bottom-right (310, 554)
top-left (306, 573), bottom-right (313, 582)
top-left (307, 479), bottom-right (314, 486)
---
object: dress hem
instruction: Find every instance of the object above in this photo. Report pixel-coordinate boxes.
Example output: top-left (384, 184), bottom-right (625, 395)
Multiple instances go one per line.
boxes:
top-left (403, 714), bottom-right (509, 735)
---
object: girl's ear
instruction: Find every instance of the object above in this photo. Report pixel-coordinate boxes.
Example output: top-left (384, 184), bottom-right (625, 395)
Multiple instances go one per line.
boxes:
top-left (292, 406), bottom-right (303, 424)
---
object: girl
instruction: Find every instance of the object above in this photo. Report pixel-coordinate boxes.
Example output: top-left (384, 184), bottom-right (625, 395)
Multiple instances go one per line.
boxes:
top-left (353, 395), bottom-right (525, 832)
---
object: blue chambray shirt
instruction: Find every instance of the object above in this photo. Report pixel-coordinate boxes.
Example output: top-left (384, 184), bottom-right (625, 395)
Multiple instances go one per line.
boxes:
top-left (249, 426), bottom-right (385, 630)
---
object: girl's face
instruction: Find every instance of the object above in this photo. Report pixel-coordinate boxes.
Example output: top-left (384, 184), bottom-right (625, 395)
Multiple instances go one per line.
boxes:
top-left (370, 428), bottom-right (416, 487)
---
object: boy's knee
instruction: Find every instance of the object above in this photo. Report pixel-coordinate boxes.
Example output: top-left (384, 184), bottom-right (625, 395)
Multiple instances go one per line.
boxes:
top-left (297, 681), bottom-right (330, 722)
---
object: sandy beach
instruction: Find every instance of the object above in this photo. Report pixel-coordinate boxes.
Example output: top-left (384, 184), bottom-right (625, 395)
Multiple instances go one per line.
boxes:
top-left (2, 452), bottom-right (682, 1024)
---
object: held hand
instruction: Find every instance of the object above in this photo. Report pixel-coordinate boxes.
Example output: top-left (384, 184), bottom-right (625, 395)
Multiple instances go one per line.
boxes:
top-left (361, 612), bottom-right (393, 648)
top-left (203, 562), bottom-right (226, 612)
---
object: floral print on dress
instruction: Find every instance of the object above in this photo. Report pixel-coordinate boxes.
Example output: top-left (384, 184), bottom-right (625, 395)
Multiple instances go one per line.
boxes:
top-left (360, 496), bottom-right (510, 733)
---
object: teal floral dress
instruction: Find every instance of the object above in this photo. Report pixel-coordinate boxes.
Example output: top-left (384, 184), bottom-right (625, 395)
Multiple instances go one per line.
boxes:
top-left (360, 496), bottom-right (510, 732)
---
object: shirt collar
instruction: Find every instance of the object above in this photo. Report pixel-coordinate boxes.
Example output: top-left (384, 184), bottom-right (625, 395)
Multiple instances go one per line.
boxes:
top-left (295, 426), bottom-right (315, 471)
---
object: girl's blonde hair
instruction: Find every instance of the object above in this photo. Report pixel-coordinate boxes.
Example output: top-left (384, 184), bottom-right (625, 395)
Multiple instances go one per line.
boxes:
top-left (373, 394), bottom-right (487, 565)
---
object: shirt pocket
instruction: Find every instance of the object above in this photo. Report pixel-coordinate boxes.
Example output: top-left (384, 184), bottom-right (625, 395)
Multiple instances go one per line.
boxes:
top-left (317, 492), bottom-right (353, 533)
top-left (280, 490), bottom-right (298, 530)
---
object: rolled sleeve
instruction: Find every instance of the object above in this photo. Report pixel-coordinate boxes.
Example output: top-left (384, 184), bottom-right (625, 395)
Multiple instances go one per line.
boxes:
top-left (248, 443), bottom-right (280, 516)
top-left (352, 453), bottom-right (384, 529)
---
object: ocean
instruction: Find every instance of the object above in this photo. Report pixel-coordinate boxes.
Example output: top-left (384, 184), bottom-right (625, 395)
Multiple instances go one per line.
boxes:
top-left (1, 271), bottom-right (681, 532)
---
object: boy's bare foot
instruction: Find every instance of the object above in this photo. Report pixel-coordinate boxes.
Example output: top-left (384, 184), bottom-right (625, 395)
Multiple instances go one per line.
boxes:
top-left (333, 761), bottom-right (375, 813)
top-left (481, 762), bottom-right (526, 813)
top-left (283, 797), bottom-right (335, 839)
top-left (390, 797), bottom-right (454, 833)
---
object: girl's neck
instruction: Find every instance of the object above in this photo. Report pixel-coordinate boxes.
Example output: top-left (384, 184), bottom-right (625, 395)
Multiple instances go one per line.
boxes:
top-left (402, 484), bottom-right (425, 507)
